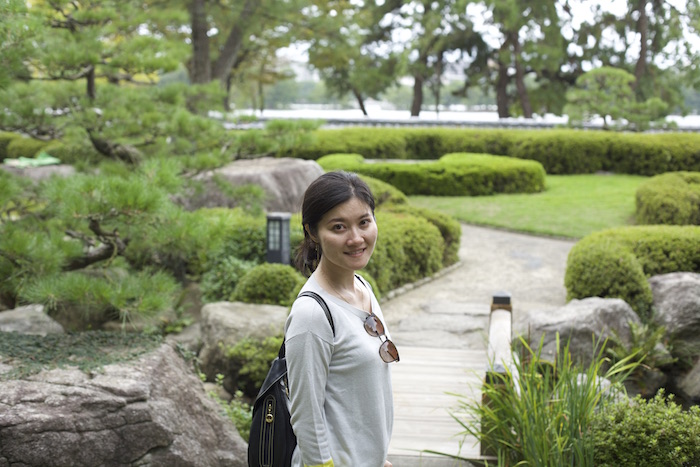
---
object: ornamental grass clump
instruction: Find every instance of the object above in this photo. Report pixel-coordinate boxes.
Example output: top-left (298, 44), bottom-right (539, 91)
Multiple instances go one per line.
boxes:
top-left (438, 335), bottom-right (638, 467)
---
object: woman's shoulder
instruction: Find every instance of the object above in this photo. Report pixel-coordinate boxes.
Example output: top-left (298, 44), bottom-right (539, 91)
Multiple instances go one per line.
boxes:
top-left (286, 288), bottom-right (335, 339)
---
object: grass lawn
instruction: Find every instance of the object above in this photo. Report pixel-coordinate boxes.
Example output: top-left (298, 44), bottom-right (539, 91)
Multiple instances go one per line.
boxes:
top-left (408, 174), bottom-right (649, 239)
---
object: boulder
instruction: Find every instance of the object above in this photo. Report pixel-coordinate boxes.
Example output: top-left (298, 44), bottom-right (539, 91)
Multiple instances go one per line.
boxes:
top-left (522, 297), bottom-right (641, 366)
top-left (0, 344), bottom-right (247, 467)
top-left (198, 301), bottom-right (288, 393)
top-left (678, 358), bottom-right (700, 403)
top-left (176, 157), bottom-right (324, 213)
top-left (0, 304), bottom-right (64, 336)
top-left (650, 272), bottom-right (700, 346)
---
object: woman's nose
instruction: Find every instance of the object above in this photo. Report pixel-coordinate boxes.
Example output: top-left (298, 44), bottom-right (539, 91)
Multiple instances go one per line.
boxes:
top-left (346, 227), bottom-right (363, 244)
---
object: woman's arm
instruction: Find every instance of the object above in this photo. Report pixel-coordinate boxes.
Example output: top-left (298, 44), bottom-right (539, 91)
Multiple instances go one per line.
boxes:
top-left (286, 299), bottom-right (335, 467)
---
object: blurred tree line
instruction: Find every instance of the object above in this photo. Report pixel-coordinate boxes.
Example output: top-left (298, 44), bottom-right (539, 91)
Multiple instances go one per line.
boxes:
top-left (2, 0), bottom-right (700, 120)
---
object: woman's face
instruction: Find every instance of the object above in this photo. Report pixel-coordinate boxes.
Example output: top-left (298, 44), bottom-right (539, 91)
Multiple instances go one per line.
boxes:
top-left (310, 196), bottom-right (377, 275)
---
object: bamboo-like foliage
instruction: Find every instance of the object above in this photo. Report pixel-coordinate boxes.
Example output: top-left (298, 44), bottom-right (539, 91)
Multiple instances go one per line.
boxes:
top-left (433, 334), bottom-right (639, 466)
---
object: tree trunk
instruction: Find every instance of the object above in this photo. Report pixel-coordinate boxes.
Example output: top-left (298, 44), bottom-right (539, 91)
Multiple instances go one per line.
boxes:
top-left (86, 65), bottom-right (96, 101)
top-left (211, 0), bottom-right (258, 82)
top-left (258, 79), bottom-right (265, 114)
top-left (495, 61), bottom-right (510, 118)
top-left (512, 35), bottom-right (533, 118)
top-left (632, 0), bottom-right (648, 91)
top-left (189, 0), bottom-right (211, 84)
top-left (411, 75), bottom-right (424, 117)
top-left (352, 88), bottom-right (368, 116)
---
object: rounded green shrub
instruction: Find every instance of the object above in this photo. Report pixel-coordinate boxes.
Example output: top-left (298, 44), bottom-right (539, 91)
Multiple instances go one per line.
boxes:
top-left (223, 335), bottom-right (284, 399)
top-left (385, 203), bottom-right (461, 266)
top-left (565, 226), bottom-right (700, 320)
top-left (200, 256), bottom-right (256, 303)
top-left (591, 391), bottom-right (700, 467)
top-left (635, 171), bottom-right (700, 225)
top-left (359, 173), bottom-right (409, 207)
top-left (6, 137), bottom-right (48, 159)
top-left (318, 153), bottom-right (546, 196)
top-left (195, 208), bottom-right (267, 273)
top-left (233, 263), bottom-right (306, 306)
top-left (0, 131), bottom-right (21, 159)
top-left (366, 211), bottom-right (444, 292)
top-left (565, 239), bottom-right (653, 319)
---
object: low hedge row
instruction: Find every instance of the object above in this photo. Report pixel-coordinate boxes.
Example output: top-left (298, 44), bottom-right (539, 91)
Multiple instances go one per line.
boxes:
top-left (282, 127), bottom-right (700, 176)
top-left (564, 225), bottom-right (700, 320)
top-left (317, 153), bottom-right (546, 196)
top-left (0, 131), bottom-right (21, 159)
top-left (6, 137), bottom-right (48, 159)
top-left (635, 171), bottom-right (700, 225)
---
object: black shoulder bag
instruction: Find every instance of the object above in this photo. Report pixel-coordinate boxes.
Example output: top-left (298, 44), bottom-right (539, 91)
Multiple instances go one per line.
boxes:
top-left (248, 291), bottom-right (335, 467)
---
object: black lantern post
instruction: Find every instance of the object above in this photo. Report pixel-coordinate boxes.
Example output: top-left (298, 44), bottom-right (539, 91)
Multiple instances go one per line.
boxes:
top-left (266, 212), bottom-right (291, 264)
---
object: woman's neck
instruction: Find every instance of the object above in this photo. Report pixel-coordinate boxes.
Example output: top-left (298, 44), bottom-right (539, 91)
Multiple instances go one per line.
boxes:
top-left (315, 266), bottom-right (369, 312)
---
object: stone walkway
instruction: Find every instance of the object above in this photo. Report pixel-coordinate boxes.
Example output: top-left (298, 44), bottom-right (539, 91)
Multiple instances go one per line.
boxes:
top-left (383, 224), bottom-right (576, 465)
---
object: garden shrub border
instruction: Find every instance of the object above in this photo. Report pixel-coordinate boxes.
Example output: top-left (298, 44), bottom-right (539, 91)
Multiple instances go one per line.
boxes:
top-left (317, 153), bottom-right (546, 196)
top-left (283, 128), bottom-right (700, 176)
top-left (564, 225), bottom-right (700, 320)
top-left (635, 171), bottom-right (700, 225)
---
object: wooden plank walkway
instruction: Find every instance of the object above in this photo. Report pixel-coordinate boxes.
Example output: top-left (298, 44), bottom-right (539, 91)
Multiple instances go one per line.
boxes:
top-left (389, 346), bottom-right (487, 466)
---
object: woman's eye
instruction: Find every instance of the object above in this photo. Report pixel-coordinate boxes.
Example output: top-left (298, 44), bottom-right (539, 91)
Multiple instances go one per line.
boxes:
top-left (333, 224), bottom-right (344, 230)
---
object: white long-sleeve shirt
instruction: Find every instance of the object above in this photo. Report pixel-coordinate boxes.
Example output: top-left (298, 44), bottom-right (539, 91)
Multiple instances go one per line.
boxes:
top-left (285, 273), bottom-right (394, 467)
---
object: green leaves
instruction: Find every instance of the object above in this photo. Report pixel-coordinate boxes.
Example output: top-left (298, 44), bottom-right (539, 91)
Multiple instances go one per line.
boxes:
top-left (440, 335), bottom-right (637, 466)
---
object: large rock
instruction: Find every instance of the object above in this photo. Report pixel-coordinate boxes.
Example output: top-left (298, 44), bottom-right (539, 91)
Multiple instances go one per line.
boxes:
top-left (650, 272), bottom-right (700, 346)
top-left (0, 304), bottom-right (64, 336)
top-left (522, 297), bottom-right (642, 366)
top-left (177, 157), bottom-right (324, 212)
top-left (0, 344), bottom-right (247, 467)
top-left (678, 358), bottom-right (700, 403)
top-left (198, 301), bottom-right (288, 393)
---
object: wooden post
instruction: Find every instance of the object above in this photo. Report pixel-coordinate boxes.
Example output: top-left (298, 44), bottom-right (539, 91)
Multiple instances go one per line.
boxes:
top-left (481, 292), bottom-right (513, 458)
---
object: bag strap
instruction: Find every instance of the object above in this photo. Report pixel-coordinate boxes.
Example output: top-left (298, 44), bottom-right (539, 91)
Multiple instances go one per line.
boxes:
top-left (279, 291), bottom-right (335, 359)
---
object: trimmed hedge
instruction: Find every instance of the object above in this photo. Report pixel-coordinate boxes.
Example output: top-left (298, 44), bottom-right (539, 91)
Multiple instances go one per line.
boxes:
top-left (591, 391), bottom-right (700, 467)
top-left (383, 203), bottom-right (461, 266)
top-left (564, 225), bottom-right (700, 320)
top-left (635, 171), bottom-right (700, 225)
top-left (318, 153), bottom-right (546, 196)
top-left (233, 263), bottom-right (306, 306)
top-left (0, 131), bottom-right (21, 159)
top-left (365, 210), bottom-right (445, 292)
top-left (6, 137), bottom-right (48, 159)
top-left (282, 128), bottom-right (700, 176)
top-left (359, 173), bottom-right (409, 207)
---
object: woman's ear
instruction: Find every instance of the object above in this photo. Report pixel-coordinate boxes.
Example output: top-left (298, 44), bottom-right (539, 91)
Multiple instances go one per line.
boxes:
top-left (304, 224), bottom-right (319, 243)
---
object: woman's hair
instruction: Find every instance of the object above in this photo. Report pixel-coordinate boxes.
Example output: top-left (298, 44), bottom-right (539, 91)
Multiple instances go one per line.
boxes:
top-left (294, 171), bottom-right (375, 276)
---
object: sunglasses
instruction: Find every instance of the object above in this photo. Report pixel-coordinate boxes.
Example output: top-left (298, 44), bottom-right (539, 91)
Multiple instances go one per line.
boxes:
top-left (364, 313), bottom-right (400, 363)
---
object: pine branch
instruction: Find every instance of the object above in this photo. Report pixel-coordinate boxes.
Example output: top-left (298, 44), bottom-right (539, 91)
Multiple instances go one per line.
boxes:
top-left (63, 218), bottom-right (129, 271)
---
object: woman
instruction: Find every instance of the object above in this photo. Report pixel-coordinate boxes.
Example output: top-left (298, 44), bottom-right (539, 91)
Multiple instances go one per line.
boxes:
top-left (286, 171), bottom-right (399, 467)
